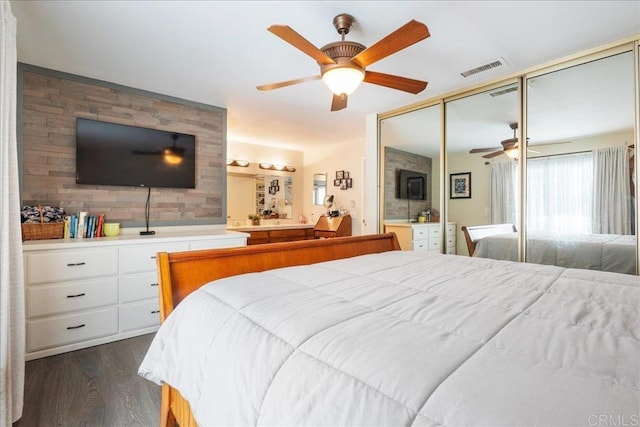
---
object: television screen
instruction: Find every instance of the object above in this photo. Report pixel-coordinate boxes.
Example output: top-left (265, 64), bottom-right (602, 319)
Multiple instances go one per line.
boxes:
top-left (397, 169), bottom-right (427, 200)
top-left (75, 118), bottom-right (196, 188)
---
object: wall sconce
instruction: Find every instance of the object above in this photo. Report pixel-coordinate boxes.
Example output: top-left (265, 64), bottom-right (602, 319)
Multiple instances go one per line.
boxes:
top-left (227, 159), bottom-right (250, 167)
top-left (259, 163), bottom-right (296, 172)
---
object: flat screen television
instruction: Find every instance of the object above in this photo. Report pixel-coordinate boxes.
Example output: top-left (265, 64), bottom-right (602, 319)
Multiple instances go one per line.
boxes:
top-left (397, 169), bottom-right (427, 200)
top-left (75, 118), bottom-right (196, 188)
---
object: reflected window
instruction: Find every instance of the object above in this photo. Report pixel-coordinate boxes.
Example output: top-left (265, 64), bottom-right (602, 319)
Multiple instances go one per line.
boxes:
top-left (527, 152), bottom-right (593, 234)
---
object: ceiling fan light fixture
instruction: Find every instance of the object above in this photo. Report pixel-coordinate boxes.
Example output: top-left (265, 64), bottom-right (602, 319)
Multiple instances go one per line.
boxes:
top-left (321, 66), bottom-right (365, 96)
top-left (504, 147), bottom-right (518, 159)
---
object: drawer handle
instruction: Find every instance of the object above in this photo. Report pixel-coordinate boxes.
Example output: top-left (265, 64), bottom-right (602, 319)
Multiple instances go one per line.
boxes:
top-left (66, 262), bottom-right (86, 267)
top-left (66, 293), bottom-right (86, 298)
top-left (150, 283), bottom-right (159, 287)
top-left (66, 324), bottom-right (86, 330)
top-left (151, 310), bottom-right (160, 314)
top-left (150, 256), bottom-right (156, 259)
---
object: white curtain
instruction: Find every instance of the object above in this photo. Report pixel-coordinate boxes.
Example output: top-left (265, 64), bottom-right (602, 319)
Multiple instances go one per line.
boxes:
top-left (592, 146), bottom-right (632, 234)
top-left (527, 152), bottom-right (593, 234)
top-left (0, 1), bottom-right (24, 425)
top-left (490, 160), bottom-right (518, 227)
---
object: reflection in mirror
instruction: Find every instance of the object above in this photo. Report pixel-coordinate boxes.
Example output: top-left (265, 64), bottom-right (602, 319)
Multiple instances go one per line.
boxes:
top-left (525, 51), bottom-right (635, 274)
top-left (380, 104), bottom-right (441, 222)
top-left (313, 173), bottom-right (326, 205)
top-left (446, 82), bottom-right (519, 256)
top-left (379, 104), bottom-right (442, 251)
top-left (227, 172), bottom-right (294, 225)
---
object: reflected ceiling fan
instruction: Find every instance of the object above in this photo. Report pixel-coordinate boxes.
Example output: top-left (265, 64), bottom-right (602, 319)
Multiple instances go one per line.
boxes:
top-left (469, 123), bottom-right (537, 159)
top-left (257, 14), bottom-right (430, 111)
top-left (132, 134), bottom-right (185, 165)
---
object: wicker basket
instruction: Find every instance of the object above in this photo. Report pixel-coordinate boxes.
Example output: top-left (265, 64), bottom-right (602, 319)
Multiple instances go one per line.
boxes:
top-left (21, 209), bottom-right (64, 241)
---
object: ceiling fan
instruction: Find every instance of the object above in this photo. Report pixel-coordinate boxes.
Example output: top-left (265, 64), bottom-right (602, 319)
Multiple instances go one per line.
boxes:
top-left (257, 14), bottom-right (430, 111)
top-left (470, 123), bottom-right (535, 159)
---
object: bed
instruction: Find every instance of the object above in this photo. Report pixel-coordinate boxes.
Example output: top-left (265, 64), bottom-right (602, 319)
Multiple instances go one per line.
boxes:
top-left (139, 233), bottom-right (640, 426)
top-left (473, 230), bottom-right (637, 275)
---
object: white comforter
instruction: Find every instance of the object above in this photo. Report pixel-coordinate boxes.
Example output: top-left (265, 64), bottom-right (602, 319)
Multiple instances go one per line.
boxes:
top-left (139, 251), bottom-right (640, 426)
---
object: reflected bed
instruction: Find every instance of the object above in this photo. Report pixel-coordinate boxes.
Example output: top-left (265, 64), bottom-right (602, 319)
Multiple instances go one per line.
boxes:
top-left (474, 231), bottom-right (637, 275)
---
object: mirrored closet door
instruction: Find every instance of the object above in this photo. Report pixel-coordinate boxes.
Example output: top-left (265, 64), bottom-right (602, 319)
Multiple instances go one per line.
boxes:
top-left (525, 50), bottom-right (636, 274)
top-left (445, 82), bottom-right (519, 256)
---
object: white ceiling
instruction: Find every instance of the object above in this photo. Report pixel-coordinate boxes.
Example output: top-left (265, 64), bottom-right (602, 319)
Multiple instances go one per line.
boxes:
top-left (10, 1), bottom-right (640, 153)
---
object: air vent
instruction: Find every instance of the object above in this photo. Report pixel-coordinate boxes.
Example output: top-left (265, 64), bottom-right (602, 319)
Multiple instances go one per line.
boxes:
top-left (460, 58), bottom-right (507, 78)
top-left (489, 86), bottom-right (517, 97)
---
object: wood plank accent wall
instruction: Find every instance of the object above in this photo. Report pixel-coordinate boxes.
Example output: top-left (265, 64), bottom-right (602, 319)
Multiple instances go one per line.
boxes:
top-left (383, 146), bottom-right (432, 220)
top-left (19, 65), bottom-right (226, 226)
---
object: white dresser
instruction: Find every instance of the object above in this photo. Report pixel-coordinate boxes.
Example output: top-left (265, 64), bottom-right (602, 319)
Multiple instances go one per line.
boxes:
top-left (384, 222), bottom-right (457, 254)
top-left (22, 228), bottom-right (248, 360)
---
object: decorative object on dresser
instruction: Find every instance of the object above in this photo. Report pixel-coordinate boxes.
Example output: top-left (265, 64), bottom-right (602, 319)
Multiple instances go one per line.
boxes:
top-left (248, 214), bottom-right (262, 226)
top-left (22, 230), bottom-right (247, 360)
top-left (20, 205), bottom-right (65, 241)
top-left (384, 221), bottom-right (457, 254)
top-left (314, 214), bottom-right (352, 238)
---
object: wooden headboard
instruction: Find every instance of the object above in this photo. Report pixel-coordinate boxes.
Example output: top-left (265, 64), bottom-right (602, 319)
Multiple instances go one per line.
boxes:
top-left (156, 233), bottom-right (401, 320)
top-left (461, 223), bottom-right (516, 256)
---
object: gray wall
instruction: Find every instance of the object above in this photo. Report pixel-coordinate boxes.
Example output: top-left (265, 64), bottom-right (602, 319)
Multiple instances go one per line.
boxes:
top-left (19, 64), bottom-right (226, 226)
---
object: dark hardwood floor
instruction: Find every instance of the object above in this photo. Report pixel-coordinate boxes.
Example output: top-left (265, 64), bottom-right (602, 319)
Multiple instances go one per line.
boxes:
top-left (14, 333), bottom-right (160, 427)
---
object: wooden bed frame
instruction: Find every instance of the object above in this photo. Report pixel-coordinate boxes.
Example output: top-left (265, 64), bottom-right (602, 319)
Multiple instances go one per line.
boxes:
top-left (155, 233), bottom-right (401, 427)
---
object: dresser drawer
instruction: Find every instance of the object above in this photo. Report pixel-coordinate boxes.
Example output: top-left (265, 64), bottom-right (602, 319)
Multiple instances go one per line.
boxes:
top-left (446, 224), bottom-right (456, 236)
top-left (446, 246), bottom-right (456, 255)
top-left (428, 226), bottom-right (441, 238)
top-left (119, 242), bottom-right (189, 274)
top-left (429, 240), bottom-right (441, 251)
top-left (412, 240), bottom-right (430, 251)
top-left (447, 235), bottom-right (456, 247)
top-left (189, 237), bottom-right (246, 251)
top-left (119, 299), bottom-right (161, 332)
top-left (26, 248), bottom-right (118, 285)
top-left (120, 272), bottom-right (159, 303)
top-left (315, 231), bottom-right (337, 239)
top-left (27, 307), bottom-right (118, 352)
top-left (412, 227), bottom-right (429, 240)
top-left (27, 277), bottom-right (118, 318)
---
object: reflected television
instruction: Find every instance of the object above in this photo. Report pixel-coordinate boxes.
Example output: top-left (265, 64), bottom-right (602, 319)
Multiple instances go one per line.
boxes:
top-left (397, 169), bottom-right (427, 200)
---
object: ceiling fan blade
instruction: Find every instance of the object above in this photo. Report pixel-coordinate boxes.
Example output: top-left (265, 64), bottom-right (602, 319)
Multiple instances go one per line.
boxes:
top-left (267, 25), bottom-right (335, 65)
top-left (482, 151), bottom-right (505, 159)
top-left (363, 71), bottom-right (427, 94)
top-left (331, 94), bottom-right (347, 112)
top-left (257, 75), bottom-right (321, 91)
top-left (528, 141), bottom-right (572, 147)
top-left (352, 20), bottom-right (430, 68)
top-left (470, 147), bottom-right (502, 154)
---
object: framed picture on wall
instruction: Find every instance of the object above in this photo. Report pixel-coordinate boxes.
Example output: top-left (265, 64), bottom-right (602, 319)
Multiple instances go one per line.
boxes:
top-left (450, 172), bottom-right (471, 199)
top-left (334, 178), bottom-right (341, 186)
top-left (346, 178), bottom-right (352, 188)
top-left (336, 170), bottom-right (344, 179)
